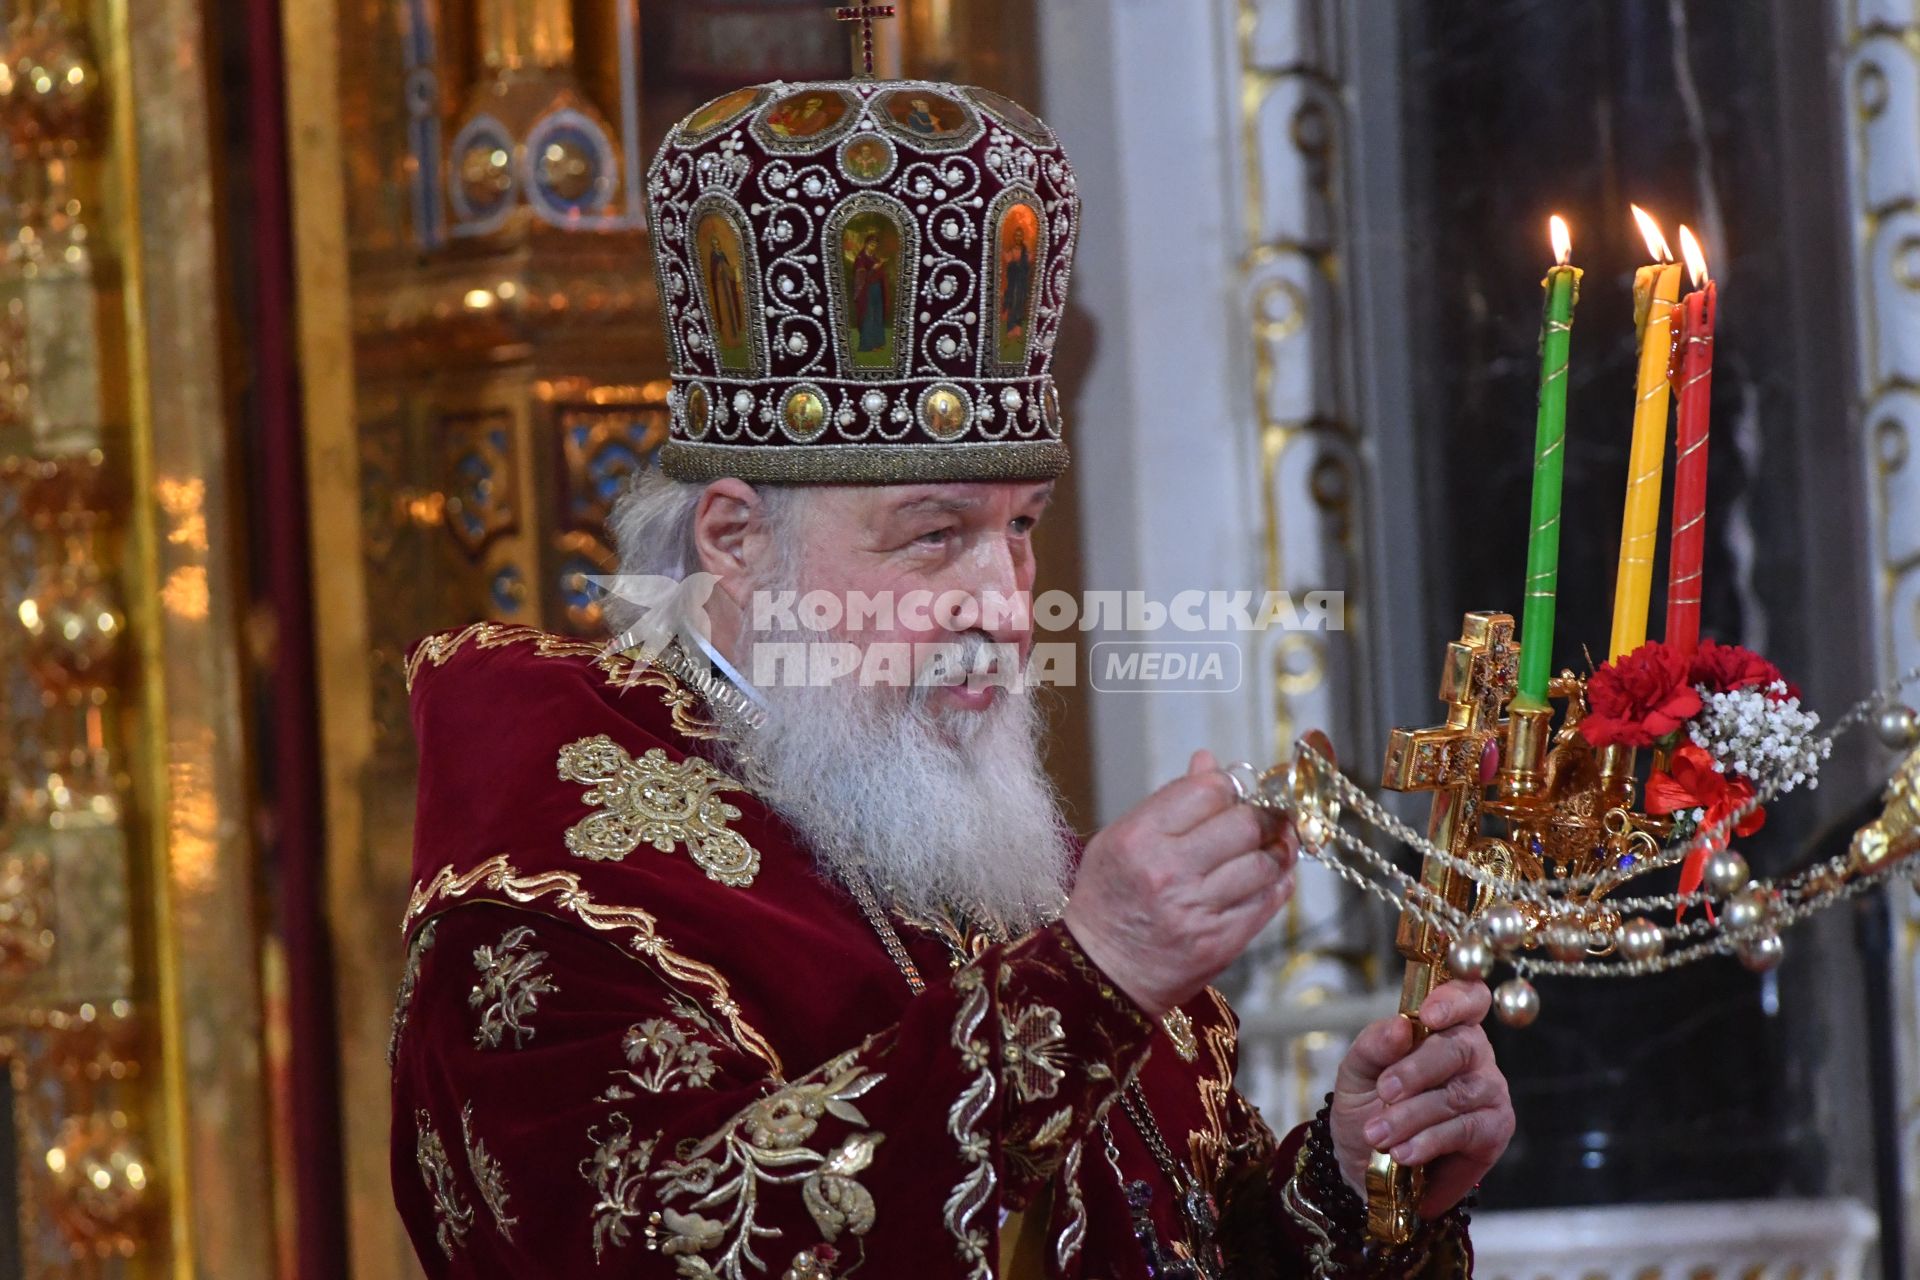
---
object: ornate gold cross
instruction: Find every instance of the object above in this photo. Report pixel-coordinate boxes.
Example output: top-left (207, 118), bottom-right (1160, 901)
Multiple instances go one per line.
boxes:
top-left (835, 5), bottom-right (898, 78)
top-left (1373, 611), bottom-right (1518, 1242)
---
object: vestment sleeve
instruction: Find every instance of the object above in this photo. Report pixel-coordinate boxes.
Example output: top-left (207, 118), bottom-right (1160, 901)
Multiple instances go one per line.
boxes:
top-left (390, 902), bottom-right (1156, 1278)
top-left (1210, 1040), bottom-right (1475, 1277)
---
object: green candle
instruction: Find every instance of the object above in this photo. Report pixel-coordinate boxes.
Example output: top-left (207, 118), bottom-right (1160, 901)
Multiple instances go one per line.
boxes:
top-left (1515, 215), bottom-right (1581, 710)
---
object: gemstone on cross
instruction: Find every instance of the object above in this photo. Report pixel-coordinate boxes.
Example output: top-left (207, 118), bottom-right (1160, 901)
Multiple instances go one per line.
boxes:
top-left (835, 4), bottom-right (898, 78)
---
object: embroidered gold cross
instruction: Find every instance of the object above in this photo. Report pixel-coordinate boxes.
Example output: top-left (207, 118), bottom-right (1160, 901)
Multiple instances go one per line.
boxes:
top-left (835, 4), bottom-right (897, 78)
top-left (556, 735), bottom-right (760, 887)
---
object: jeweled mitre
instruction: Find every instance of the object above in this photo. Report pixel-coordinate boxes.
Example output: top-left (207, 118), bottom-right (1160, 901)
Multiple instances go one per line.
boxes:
top-left (644, 76), bottom-right (1078, 483)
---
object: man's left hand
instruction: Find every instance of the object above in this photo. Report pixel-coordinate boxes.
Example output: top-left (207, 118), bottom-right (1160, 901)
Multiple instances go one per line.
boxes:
top-left (1328, 980), bottom-right (1514, 1217)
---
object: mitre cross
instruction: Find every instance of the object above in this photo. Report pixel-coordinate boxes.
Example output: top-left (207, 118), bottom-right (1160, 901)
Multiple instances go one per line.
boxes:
top-left (835, 4), bottom-right (897, 78)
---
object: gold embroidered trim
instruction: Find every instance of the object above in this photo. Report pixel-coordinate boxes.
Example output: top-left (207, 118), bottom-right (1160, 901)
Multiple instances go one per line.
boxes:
top-left (405, 856), bottom-right (783, 1077)
top-left (1278, 1145), bottom-right (1339, 1280)
top-left (945, 966), bottom-right (997, 1279)
top-left (405, 621), bottom-right (731, 740)
top-left (415, 1109), bottom-right (474, 1258)
top-left (468, 925), bottom-right (557, 1050)
top-left (556, 735), bottom-right (760, 886)
top-left (461, 1103), bottom-right (519, 1241)
top-left (388, 917), bottom-right (439, 1067)
top-left (661, 438), bottom-right (1070, 484)
top-left (1184, 988), bottom-right (1241, 1199)
top-left (1053, 1138), bottom-right (1087, 1271)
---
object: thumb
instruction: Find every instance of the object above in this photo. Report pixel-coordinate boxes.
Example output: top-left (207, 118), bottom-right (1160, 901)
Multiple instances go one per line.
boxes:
top-left (1188, 749), bottom-right (1219, 777)
top-left (1335, 1014), bottom-right (1414, 1097)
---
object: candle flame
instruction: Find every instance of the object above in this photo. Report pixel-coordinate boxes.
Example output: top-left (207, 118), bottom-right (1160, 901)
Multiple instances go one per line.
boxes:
top-left (1549, 215), bottom-right (1571, 266)
top-left (1678, 224), bottom-right (1710, 286)
top-left (1630, 204), bottom-right (1674, 263)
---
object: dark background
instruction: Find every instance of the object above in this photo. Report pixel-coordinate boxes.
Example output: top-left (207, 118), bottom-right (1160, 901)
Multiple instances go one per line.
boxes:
top-left (1396, 0), bottom-right (1882, 1212)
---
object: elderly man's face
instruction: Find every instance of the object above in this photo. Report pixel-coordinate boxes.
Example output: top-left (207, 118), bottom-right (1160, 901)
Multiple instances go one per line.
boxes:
top-left (787, 480), bottom-right (1053, 715)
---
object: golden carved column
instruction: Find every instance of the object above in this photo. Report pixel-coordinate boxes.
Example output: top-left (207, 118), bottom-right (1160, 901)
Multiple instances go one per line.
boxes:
top-left (0, 0), bottom-right (279, 1274)
top-left (104, 0), bottom-right (281, 1270)
top-left (0, 6), bottom-right (153, 1274)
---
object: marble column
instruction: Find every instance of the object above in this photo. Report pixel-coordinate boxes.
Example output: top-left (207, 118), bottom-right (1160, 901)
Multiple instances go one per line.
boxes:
top-left (1836, 2), bottom-right (1920, 1276)
top-left (1038, 0), bottom-right (1413, 1129)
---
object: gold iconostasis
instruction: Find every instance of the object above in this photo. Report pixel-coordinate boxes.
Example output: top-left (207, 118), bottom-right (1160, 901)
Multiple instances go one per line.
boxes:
top-left (0, 1), bottom-right (1057, 1276)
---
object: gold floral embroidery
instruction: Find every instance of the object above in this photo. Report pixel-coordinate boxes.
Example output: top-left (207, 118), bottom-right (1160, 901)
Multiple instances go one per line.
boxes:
top-left (415, 1109), bottom-right (474, 1258)
top-left (601, 1001), bottom-right (723, 1098)
top-left (405, 621), bottom-right (729, 739)
top-left (580, 1112), bottom-right (659, 1262)
top-left (556, 734), bottom-right (760, 887)
top-left (469, 925), bottom-right (557, 1050)
top-left (999, 1001), bottom-right (1067, 1104)
top-left (945, 966), bottom-right (997, 1279)
top-left (1162, 1006), bottom-right (1199, 1063)
top-left (387, 917), bottom-right (439, 1067)
top-left (405, 858), bottom-right (783, 1077)
top-left (461, 1102), bottom-right (518, 1240)
top-left (649, 1053), bottom-right (887, 1280)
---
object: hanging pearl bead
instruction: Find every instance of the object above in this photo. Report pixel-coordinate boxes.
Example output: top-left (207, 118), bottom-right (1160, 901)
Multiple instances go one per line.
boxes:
top-left (1618, 917), bottom-right (1665, 963)
top-left (1875, 703), bottom-right (1920, 751)
top-left (1703, 849), bottom-right (1751, 898)
top-left (1447, 934), bottom-right (1494, 983)
top-left (1481, 903), bottom-right (1529, 953)
top-left (1737, 931), bottom-right (1785, 973)
top-left (1544, 921), bottom-right (1588, 963)
top-left (1724, 886), bottom-right (1771, 933)
top-left (1493, 978), bottom-right (1540, 1027)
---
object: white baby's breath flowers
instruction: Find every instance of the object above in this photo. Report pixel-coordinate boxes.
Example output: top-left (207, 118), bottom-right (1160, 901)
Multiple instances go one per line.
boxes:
top-left (1687, 680), bottom-right (1830, 796)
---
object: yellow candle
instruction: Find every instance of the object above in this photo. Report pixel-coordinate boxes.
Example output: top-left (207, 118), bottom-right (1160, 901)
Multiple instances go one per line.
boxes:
top-left (1609, 207), bottom-right (1683, 659)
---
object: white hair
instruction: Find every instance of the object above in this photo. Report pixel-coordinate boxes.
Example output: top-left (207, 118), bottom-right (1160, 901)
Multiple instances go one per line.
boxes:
top-left (603, 467), bottom-right (807, 633)
top-left (607, 467), bottom-right (709, 584)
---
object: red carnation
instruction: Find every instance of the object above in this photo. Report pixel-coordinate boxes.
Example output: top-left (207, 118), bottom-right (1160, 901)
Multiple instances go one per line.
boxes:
top-left (1688, 639), bottom-right (1796, 700)
top-left (1579, 641), bottom-right (1703, 748)
top-left (1646, 741), bottom-right (1767, 921)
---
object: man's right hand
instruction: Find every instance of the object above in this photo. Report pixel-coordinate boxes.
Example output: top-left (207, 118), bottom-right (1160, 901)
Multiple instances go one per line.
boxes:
top-left (1063, 749), bottom-right (1298, 1019)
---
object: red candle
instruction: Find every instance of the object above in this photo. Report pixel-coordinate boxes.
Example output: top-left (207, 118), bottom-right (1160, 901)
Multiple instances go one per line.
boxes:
top-left (1664, 225), bottom-right (1716, 656)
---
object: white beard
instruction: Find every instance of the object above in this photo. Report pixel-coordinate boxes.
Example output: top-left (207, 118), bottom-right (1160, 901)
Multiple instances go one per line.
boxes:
top-left (717, 629), bottom-right (1074, 935)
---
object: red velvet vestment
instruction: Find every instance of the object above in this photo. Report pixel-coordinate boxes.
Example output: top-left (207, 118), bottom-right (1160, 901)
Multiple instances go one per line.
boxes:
top-left (389, 624), bottom-right (1473, 1278)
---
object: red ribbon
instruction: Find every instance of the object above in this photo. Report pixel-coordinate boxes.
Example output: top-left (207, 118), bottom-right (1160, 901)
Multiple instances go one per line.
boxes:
top-left (1645, 742), bottom-right (1766, 922)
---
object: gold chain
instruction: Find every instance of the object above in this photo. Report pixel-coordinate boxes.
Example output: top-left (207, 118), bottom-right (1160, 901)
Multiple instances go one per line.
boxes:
top-left (847, 876), bottom-right (928, 995)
